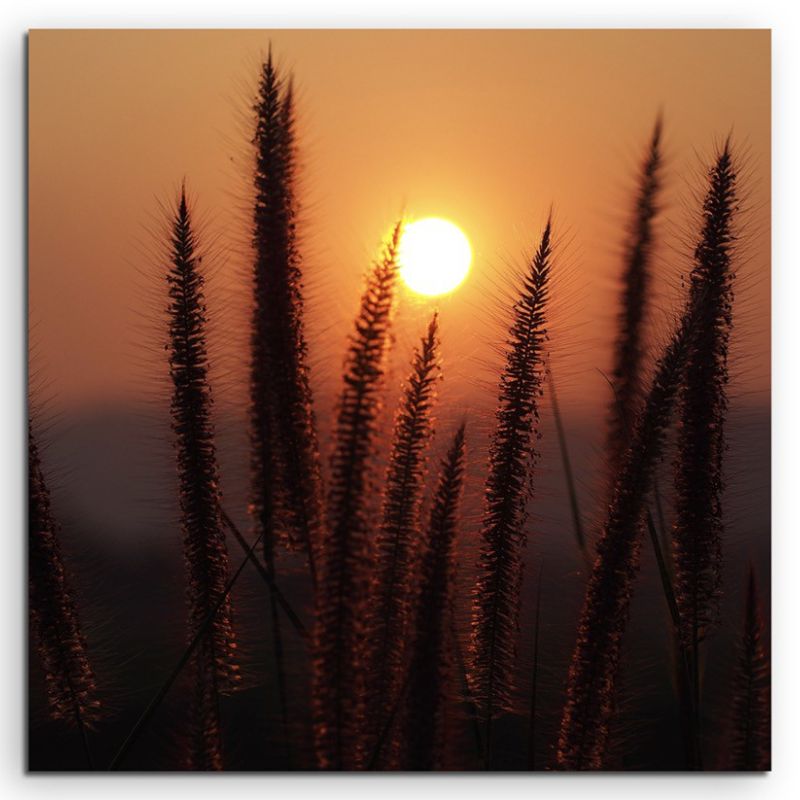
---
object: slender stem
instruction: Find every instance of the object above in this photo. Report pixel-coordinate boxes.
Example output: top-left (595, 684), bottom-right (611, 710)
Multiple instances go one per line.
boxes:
top-left (219, 508), bottom-right (308, 640)
top-left (49, 606), bottom-right (95, 769)
top-left (645, 508), bottom-right (700, 768)
top-left (548, 369), bottom-right (589, 566)
top-left (261, 527), bottom-right (292, 769)
top-left (268, 580), bottom-right (292, 768)
top-left (75, 712), bottom-right (94, 770)
top-left (365, 666), bottom-right (412, 770)
top-left (527, 562), bottom-right (544, 770)
top-left (691, 624), bottom-right (703, 769)
top-left (449, 603), bottom-right (483, 761)
top-left (484, 713), bottom-right (493, 770)
top-left (108, 533), bottom-right (263, 770)
top-left (646, 510), bottom-right (681, 630)
top-left (58, 640), bottom-right (94, 770)
top-left (652, 481), bottom-right (672, 578)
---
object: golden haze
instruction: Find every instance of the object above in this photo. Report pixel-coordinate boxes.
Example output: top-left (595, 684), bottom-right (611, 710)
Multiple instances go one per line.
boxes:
top-left (28, 30), bottom-right (770, 415)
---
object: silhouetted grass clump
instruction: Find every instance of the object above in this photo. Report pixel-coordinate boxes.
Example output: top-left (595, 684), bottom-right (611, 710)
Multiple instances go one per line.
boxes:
top-left (313, 223), bottom-right (402, 769)
top-left (557, 299), bottom-right (700, 770)
top-left (557, 142), bottom-right (741, 771)
top-left (470, 218), bottom-right (553, 768)
top-left (27, 41), bottom-right (768, 774)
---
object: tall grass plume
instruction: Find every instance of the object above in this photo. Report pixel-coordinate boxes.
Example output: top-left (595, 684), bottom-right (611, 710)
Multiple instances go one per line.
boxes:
top-left (313, 222), bottom-right (403, 769)
top-left (393, 423), bottom-right (466, 770)
top-left (250, 52), bottom-right (323, 575)
top-left (165, 188), bottom-right (239, 769)
top-left (365, 313), bottom-right (441, 761)
top-left (606, 116), bottom-right (663, 471)
top-left (557, 298), bottom-right (701, 770)
top-left (29, 423), bottom-right (101, 748)
top-left (469, 218), bottom-right (553, 767)
top-left (672, 141), bottom-right (737, 765)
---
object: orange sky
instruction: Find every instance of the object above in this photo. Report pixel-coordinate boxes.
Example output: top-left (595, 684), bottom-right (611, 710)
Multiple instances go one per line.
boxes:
top-left (28, 29), bottom-right (770, 416)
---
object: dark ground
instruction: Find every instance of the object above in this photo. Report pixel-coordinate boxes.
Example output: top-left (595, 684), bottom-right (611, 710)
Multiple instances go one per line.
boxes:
top-left (28, 402), bottom-right (770, 771)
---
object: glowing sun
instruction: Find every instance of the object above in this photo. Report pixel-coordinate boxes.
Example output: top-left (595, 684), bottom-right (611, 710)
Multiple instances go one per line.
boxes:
top-left (398, 217), bottom-right (472, 296)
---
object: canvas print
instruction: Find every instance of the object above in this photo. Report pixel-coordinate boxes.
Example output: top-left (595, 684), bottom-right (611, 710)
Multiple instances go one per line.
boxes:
top-left (27, 29), bottom-right (770, 771)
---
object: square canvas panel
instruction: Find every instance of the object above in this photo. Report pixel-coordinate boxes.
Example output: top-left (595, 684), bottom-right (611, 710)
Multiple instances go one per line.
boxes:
top-left (27, 29), bottom-right (770, 772)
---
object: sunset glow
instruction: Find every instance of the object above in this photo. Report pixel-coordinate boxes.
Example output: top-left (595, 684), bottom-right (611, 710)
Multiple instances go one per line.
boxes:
top-left (398, 218), bottom-right (472, 296)
top-left (27, 30), bottom-right (771, 773)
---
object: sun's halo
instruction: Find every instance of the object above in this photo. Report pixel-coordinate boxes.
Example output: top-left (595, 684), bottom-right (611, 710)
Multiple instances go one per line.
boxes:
top-left (398, 218), bottom-right (472, 297)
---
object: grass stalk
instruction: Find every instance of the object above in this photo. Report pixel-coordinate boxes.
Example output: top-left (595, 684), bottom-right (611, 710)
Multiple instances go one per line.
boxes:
top-left (470, 218), bottom-right (553, 769)
top-left (219, 507), bottom-right (308, 639)
top-left (548, 369), bottom-right (589, 564)
top-left (312, 223), bottom-right (402, 769)
top-left (394, 424), bottom-right (466, 769)
top-left (108, 532), bottom-right (263, 770)
top-left (672, 141), bottom-right (738, 768)
top-left (251, 53), bottom-right (323, 580)
top-left (606, 116), bottom-right (663, 473)
top-left (165, 187), bottom-right (238, 769)
top-left (556, 288), bottom-right (707, 769)
top-left (366, 313), bottom-right (441, 761)
top-left (527, 561), bottom-right (544, 770)
top-left (29, 423), bottom-right (99, 769)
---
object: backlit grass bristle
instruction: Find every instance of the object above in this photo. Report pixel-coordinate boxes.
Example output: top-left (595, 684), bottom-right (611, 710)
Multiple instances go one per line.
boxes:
top-left (26, 34), bottom-right (770, 774)
top-left (673, 142), bottom-right (736, 645)
top-left (395, 423), bottom-right (466, 770)
top-left (672, 141), bottom-right (737, 765)
top-left (469, 217), bottom-right (553, 767)
top-left (606, 116), bottom-right (663, 471)
top-left (312, 222), bottom-right (403, 769)
top-left (250, 52), bottom-right (323, 574)
top-left (557, 298), bottom-right (700, 770)
top-left (364, 312), bottom-right (441, 763)
top-left (164, 187), bottom-right (239, 769)
top-left (248, 51), bottom-right (313, 762)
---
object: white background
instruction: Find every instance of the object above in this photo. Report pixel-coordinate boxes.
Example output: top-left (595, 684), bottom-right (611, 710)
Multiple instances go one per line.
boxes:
top-left (2, 2), bottom-right (796, 798)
